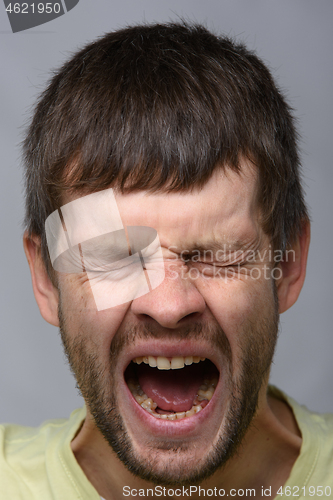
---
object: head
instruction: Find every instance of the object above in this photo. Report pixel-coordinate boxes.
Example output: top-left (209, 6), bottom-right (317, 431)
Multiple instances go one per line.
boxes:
top-left (23, 22), bottom-right (310, 485)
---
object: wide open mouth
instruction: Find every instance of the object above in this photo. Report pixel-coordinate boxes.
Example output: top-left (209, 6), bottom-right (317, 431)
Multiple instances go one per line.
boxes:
top-left (125, 356), bottom-right (219, 421)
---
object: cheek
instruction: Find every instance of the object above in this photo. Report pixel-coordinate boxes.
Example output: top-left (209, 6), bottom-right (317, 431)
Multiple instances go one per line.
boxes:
top-left (195, 275), bottom-right (275, 351)
top-left (58, 274), bottom-right (131, 354)
top-left (58, 273), bottom-right (93, 311)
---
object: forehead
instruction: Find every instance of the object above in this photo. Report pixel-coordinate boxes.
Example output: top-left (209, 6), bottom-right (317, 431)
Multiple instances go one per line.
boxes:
top-left (114, 161), bottom-right (260, 249)
top-left (60, 160), bottom-right (261, 251)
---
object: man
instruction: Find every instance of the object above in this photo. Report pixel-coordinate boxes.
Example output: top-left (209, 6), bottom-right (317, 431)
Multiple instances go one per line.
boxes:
top-left (1, 21), bottom-right (331, 499)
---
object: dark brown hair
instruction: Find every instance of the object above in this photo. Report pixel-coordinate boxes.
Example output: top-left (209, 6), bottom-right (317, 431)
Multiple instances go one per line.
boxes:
top-left (23, 22), bottom-right (309, 269)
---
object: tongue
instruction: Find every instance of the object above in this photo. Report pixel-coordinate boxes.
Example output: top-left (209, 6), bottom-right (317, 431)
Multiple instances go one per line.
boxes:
top-left (137, 363), bottom-right (204, 412)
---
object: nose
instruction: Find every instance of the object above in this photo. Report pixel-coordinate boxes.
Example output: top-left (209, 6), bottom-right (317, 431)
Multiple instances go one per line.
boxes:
top-left (131, 264), bottom-right (206, 329)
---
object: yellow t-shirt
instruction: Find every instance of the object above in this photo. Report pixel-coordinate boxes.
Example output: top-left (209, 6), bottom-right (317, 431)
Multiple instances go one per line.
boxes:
top-left (270, 386), bottom-right (333, 498)
top-left (0, 388), bottom-right (332, 499)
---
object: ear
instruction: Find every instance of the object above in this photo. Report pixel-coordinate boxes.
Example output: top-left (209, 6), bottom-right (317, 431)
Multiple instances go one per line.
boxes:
top-left (277, 221), bottom-right (310, 314)
top-left (23, 232), bottom-right (59, 326)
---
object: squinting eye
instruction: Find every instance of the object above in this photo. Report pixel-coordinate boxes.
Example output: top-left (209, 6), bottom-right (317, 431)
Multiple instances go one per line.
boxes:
top-left (90, 258), bottom-right (137, 273)
top-left (186, 260), bottom-right (247, 279)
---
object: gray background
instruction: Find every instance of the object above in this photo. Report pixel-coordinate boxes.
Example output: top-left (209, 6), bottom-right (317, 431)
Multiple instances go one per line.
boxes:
top-left (0, 0), bottom-right (332, 427)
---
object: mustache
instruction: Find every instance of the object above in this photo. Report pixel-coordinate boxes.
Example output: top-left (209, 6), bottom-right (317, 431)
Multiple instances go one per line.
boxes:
top-left (109, 321), bottom-right (232, 366)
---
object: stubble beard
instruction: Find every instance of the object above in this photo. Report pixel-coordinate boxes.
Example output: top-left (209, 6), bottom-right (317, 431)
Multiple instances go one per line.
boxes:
top-left (58, 287), bottom-right (279, 486)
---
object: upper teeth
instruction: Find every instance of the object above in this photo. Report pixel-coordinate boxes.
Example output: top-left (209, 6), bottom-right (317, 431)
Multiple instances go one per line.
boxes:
top-left (133, 355), bottom-right (206, 370)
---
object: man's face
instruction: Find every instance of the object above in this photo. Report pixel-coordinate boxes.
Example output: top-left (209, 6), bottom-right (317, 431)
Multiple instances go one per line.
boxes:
top-left (57, 162), bottom-right (279, 484)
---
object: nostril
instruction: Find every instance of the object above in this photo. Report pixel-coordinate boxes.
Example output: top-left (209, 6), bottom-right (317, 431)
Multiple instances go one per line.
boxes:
top-left (178, 311), bottom-right (203, 323)
top-left (137, 313), bottom-right (154, 322)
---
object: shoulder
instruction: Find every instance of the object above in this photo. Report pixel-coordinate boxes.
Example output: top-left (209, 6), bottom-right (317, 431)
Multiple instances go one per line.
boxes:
top-left (0, 408), bottom-right (86, 499)
top-left (270, 385), bottom-right (333, 435)
top-left (269, 385), bottom-right (333, 488)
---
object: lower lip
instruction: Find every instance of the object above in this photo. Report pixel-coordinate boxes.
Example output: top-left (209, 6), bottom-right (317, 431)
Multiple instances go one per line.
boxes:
top-left (123, 378), bottom-right (219, 438)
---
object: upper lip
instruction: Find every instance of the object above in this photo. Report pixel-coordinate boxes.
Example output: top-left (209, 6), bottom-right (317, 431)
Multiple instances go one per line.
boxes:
top-left (121, 341), bottom-right (222, 375)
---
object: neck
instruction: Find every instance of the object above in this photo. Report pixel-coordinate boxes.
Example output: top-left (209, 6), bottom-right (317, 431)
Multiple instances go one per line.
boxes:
top-left (71, 388), bottom-right (301, 500)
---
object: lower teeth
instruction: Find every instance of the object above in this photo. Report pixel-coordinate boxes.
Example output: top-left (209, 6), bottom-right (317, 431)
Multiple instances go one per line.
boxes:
top-left (127, 377), bottom-right (218, 421)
